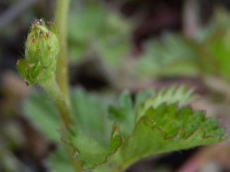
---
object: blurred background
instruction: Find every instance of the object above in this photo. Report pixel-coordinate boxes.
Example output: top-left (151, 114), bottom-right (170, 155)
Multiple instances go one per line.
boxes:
top-left (1, 0), bottom-right (230, 171)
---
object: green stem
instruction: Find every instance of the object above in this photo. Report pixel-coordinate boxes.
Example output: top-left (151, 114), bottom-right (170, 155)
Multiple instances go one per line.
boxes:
top-left (54, 0), bottom-right (83, 171)
top-left (41, 79), bottom-right (83, 172)
top-left (41, 79), bottom-right (72, 128)
top-left (55, 0), bottom-right (70, 101)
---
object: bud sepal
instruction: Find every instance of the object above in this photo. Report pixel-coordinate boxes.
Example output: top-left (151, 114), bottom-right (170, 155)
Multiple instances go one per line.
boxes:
top-left (17, 19), bottom-right (59, 85)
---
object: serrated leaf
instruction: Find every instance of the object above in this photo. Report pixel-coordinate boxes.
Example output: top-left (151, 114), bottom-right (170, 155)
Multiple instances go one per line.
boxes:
top-left (71, 88), bottom-right (113, 145)
top-left (137, 85), bottom-right (194, 120)
top-left (23, 86), bottom-right (225, 172)
top-left (67, 124), bottom-right (122, 169)
top-left (119, 104), bottom-right (225, 168)
top-left (135, 89), bottom-right (155, 107)
top-left (67, 89), bottom-right (122, 169)
top-left (24, 88), bottom-right (118, 171)
top-left (108, 91), bottom-right (135, 137)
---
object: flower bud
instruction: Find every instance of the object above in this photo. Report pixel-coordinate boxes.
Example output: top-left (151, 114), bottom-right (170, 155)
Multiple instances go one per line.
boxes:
top-left (17, 19), bottom-right (59, 85)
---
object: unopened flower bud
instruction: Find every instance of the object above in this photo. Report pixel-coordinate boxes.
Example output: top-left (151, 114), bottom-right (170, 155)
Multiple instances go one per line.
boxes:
top-left (17, 19), bottom-right (59, 85)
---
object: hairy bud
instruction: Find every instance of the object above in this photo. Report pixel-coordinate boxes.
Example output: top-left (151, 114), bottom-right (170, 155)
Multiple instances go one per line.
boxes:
top-left (17, 19), bottom-right (59, 85)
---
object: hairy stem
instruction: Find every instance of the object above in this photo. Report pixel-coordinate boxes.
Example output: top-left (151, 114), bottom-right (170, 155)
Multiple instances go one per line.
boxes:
top-left (41, 79), bottom-right (72, 128)
top-left (41, 79), bottom-right (82, 172)
top-left (55, 0), bottom-right (70, 101)
top-left (54, 0), bottom-right (83, 171)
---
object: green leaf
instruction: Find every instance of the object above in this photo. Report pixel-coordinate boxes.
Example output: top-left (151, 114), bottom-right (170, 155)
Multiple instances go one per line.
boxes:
top-left (109, 91), bottom-right (135, 137)
top-left (134, 33), bottom-right (199, 78)
top-left (23, 86), bottom-right (225, 172)
top-left (24, 91), bottom-right (60, 141)
top-left (24, 91), bottom-right (72, 172)
top-left (48, 147), bottom-right (75, 172)
top-left (197, 9), bottom-right (230, 81)
top-left (119, 104), bottom-right (225, 168)
top-left (67, 89), bottom-right (122, 169)
top-left (68, 1), bottom-right (131, 67)
top-left (67, 124), bottom-right (121, 169)
top-left (71, 88), bottom-right (114, 145)
top-left (137, 85), bottom-right (194, 120)
top-left (24, 88), bottom-right (120, 170)
top-left (135, 89), bottom-right (155, 107)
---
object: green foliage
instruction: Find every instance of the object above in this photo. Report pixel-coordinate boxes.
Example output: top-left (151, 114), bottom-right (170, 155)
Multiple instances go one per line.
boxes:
top-left (67, 124), bottom-right (122, 169)
top-left (108, 91), bottom-right (135, 137)
top-left (17, 19), bottom-right (59, 85)
top-left (24, 91), bottom-right (75, 172)
top-left (24, 88), bottom-right (117, 171)
top-left (70, 90), bottom-right (113, 144)
top-left (68, 1), bottom-right (131, 67)
top-left (134, 9), bottom-right (230, 81)
top-left (66, 89), bottom-right (122, 169)
top-left (24, 91), bottom-right (60, 141)
top-left (24, 86), bottom-right (225, 172)
top-left (197, 9), bottom-right (230, 80)
top-left (134, 33), bottom-right (199, 78)
top-left (119, 104), bottom-right (224, 167)
top-left (137, 85), bottom-right (194, 119)
top-left (0, 124), bottom-right (26, 172)
top-left (15, 4), bottom-right (229, 172)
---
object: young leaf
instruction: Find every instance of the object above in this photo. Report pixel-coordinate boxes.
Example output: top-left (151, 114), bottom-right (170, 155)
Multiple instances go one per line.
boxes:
top-left (137, 85), bottom-right (194, 120)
